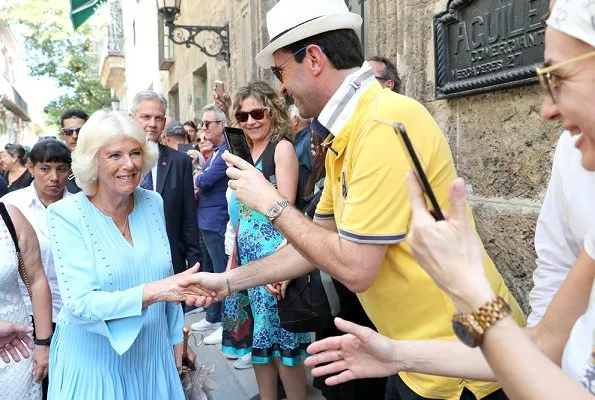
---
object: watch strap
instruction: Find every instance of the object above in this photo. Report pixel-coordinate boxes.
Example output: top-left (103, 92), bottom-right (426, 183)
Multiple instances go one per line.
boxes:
top-left (34, 335), bottom-right (53, 346)
top-left (472, 296), bottom-right (512, 332)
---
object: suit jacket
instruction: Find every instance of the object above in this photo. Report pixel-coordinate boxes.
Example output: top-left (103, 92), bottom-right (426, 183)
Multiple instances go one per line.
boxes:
top-left (156, 144), bottom-right (201, 274)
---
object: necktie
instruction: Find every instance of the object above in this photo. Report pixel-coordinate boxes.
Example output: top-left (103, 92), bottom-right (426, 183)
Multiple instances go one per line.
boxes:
top-left (140, 171), bottom-right (153, 191)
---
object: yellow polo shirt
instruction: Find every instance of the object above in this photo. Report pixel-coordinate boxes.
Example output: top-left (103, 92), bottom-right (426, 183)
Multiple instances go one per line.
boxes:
top-left (314, 76), bottom-right (525, 399)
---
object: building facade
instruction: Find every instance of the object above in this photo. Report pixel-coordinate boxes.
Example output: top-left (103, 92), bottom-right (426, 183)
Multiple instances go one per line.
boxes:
top-left (0, 21), bottom-right (31, 146)
top-left (101, 0), bottom-right (559, 313)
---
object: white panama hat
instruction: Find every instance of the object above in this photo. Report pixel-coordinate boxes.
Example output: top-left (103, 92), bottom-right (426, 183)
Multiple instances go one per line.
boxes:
top-left (255, 0), bottom-right (362, 68)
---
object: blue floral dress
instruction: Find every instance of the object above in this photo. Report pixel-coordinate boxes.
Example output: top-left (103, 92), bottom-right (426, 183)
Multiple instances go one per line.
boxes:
top-left (221, 162), bottom-right (310, 366)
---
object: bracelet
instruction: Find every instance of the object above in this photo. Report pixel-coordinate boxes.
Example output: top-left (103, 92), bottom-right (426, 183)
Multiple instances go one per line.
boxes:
top-left (225, 275), bottom-right (232, 296)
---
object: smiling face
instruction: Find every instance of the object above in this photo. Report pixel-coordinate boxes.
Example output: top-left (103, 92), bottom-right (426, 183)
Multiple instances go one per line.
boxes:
top-left (96, 138), bottom-right (144, 198)
top-left (238, 96), bottom-right (272, 145)
top-left (29, 161), bottom-right (70, 200)
top-left (540, 28), bottom-right (595, 170)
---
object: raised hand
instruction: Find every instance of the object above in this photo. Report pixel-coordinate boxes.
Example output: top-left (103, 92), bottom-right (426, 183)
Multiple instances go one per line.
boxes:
top-left (0, 320), bottom-right (35, 363)
top-left (305, 318), bottom-right (400, 385)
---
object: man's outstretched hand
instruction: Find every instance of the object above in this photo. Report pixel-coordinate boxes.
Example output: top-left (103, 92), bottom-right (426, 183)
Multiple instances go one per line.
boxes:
top-left (179, 272), bottom-right (230, 307)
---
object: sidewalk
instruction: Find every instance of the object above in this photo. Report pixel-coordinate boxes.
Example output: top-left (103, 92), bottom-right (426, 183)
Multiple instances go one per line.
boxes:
top-left (185, 310), bottom-right (325, 400)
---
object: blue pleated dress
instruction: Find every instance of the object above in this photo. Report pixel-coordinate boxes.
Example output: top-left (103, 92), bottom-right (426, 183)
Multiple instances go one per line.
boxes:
top-left (46, 188), bottom-right (185, 400)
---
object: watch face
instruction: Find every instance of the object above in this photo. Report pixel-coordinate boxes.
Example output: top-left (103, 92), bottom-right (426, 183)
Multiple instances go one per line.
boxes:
top-left (452, 319), bottom-right (480, 347)
top-left (268, 204), bottom-right (282, 219)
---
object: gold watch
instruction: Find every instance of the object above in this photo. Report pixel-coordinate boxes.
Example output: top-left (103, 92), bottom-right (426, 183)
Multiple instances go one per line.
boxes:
top-left (452, 296), bottom-right (512, 347)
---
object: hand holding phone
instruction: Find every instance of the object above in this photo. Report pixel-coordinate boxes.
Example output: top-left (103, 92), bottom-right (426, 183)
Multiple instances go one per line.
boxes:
top-left (394, 123), bottom-right (444, 221)
top-left (214, 80), bottom-right (225, 98)
top-left (223, 127), bottom-right (254, 166)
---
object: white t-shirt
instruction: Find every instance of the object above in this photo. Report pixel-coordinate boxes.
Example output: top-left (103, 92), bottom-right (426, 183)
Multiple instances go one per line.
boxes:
top-left (561, 232), bottom-right (595, 393)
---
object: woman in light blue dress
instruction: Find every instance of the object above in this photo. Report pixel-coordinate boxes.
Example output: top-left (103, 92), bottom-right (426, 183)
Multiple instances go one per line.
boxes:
top-left (47, 109), bottom-right (195, 399)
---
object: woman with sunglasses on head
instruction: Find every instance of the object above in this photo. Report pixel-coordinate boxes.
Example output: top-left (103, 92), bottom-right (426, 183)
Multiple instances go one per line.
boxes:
top-left (1, 144), bottom-right (33, 193)
top-left (221, 81), bottom-right (309, 400)
top-left (306, 2), bottom-right (595, 399)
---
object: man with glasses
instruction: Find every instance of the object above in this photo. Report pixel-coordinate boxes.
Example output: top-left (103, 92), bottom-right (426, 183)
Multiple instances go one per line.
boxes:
top-left (368, 56), bottom-right (402, 93)
top-left (190, 105), bottom-right (230, 346)
top-left (59, 109), bottom-right (88, 152)
top-left (59, 109), bottom-right (88, 193)
top-left (185, 1), bottom-right (525, 399)
top-left (130, 90), bottom-right (201, 276)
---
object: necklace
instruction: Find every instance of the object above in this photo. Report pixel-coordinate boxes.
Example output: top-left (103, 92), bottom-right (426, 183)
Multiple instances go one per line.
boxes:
top-left (94, 196), bottom-right (133, 237)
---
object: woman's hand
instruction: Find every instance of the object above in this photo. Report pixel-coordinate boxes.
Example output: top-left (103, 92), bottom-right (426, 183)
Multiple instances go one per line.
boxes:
top-left (32, 345), bottom-right (49, 382)
top-left (265, 280), bottom-right (290, 300)
top-left (0, 321), bottom-right (35, 363)
top-left (305, 318), bottom-right (401, 385)
top-left (405, 173), bottom-right (494, 312)
top-left (143, 265), bottom-right (201, 308)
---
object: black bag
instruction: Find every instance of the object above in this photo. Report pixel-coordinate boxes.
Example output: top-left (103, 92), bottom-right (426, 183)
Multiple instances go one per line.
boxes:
top-left (277, 270), bottom-right (333, 333)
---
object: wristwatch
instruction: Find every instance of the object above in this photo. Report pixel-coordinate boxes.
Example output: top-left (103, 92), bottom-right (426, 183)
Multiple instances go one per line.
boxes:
top-left (264, 199), bottom-right (290, 222)
top-left (34, 334), bottom-right (53, 346)
top-left (452, 296), bottom-right (511, 347)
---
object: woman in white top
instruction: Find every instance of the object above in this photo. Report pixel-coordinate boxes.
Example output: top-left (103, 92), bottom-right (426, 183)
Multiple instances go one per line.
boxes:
top-left (305, 1), bottom-right (595, 399)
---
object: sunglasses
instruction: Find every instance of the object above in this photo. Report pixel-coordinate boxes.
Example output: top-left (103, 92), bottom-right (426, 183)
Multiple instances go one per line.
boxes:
top-left (200, 120), bottom-right (222, 129)
top-left (536, 50), bottom-right (595, 104)
top-left (235, 108), bottom-right (269, 123)
top-left (60, 127), bottom-right (82, 136)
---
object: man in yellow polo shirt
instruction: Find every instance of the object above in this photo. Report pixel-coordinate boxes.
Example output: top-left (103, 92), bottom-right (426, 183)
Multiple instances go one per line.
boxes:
top-left (183, 0), bottom-right (525, 399)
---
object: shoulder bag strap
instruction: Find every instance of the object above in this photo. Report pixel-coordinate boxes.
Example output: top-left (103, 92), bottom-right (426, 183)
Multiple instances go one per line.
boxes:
top-left (0, 202), bottom-right (33, 299)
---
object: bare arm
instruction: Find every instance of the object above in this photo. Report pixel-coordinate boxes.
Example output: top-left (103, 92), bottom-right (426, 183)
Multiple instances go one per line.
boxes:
top-left (274, 140), bottom-right (299, 205)
top-left (8, 205), bottom-right (52, 381)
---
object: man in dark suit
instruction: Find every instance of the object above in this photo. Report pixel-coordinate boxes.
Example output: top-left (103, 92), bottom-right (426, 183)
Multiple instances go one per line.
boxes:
top-left (130, 90), bottom-right (200, 274)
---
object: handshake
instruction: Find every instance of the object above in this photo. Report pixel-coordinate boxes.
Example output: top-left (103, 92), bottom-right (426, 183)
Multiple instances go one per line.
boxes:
top-left (146, 265), bottom-right (231, 308)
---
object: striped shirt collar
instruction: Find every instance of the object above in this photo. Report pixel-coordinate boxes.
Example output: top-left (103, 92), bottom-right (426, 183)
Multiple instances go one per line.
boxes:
top-left (317, 62), bottom-right (377, 139)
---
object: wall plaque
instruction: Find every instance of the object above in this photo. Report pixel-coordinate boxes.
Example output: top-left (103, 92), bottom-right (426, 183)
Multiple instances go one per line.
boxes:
top-left (434, 0), bottom-right (548, 99)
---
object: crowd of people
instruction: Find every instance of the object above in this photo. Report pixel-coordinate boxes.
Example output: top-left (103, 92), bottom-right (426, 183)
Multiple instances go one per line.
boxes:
top-left (1, 0), bottom-right (594, 399)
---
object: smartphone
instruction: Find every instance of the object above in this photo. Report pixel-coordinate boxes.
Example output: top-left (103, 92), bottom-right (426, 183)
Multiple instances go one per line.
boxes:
top-left (394, 123), bottom-right (445, 221)
top-left (223, 127), bottom-right (254, 166)
top-left (177, 143), bottom-right (195, 153)
top-left (214, 80), bottom-right (225, 97)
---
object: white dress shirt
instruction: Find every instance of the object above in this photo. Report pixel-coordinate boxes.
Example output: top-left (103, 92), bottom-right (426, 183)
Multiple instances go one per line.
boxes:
top-left (527, 131), bottom-right (595, 326)
top-left (2, 182), bottom-right (72, 323)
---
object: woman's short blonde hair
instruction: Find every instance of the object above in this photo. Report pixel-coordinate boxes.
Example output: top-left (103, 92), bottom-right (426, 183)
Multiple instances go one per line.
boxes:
top-left (231, 81), bottom-right (293, 146)
top-left (72, 109), bottom-right (159, 195)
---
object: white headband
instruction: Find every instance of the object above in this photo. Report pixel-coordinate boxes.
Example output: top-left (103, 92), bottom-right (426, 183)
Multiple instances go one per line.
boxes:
top-left (547, 0), bottom-right (595, 48)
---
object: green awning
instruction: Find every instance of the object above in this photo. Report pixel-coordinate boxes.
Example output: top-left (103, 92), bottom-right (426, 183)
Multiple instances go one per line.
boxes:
top-left (70, 0), bottom-right (108, 30)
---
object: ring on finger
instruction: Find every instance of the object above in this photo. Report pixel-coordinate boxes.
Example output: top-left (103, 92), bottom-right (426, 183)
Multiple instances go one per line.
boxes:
top-left (337, 349), bottom-right (344, 360)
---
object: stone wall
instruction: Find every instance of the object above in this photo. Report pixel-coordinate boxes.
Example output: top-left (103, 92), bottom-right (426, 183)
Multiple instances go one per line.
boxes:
top-left (367, 0), bottom-right (562, 313)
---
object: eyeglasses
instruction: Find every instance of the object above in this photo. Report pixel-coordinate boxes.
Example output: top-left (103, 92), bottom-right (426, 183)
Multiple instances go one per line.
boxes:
top-left (536, 50), bottom-right (595, 104)
top-left (270, 45), bottom-right (323, 82)
top-left (60, 127), bottom-right (82, 136)
top-left (200, 120), bottom-right (222, 129)
top-left (235, 108), bottom-right (269, 123)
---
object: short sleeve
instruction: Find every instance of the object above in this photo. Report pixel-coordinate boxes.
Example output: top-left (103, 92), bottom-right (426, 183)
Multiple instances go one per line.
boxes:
top-left (339, 98), bottom-right (454, 245)
top-left (47, 200), bottom-right (146, 355)
top-left (313, 176), bottom-right (335, 221)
